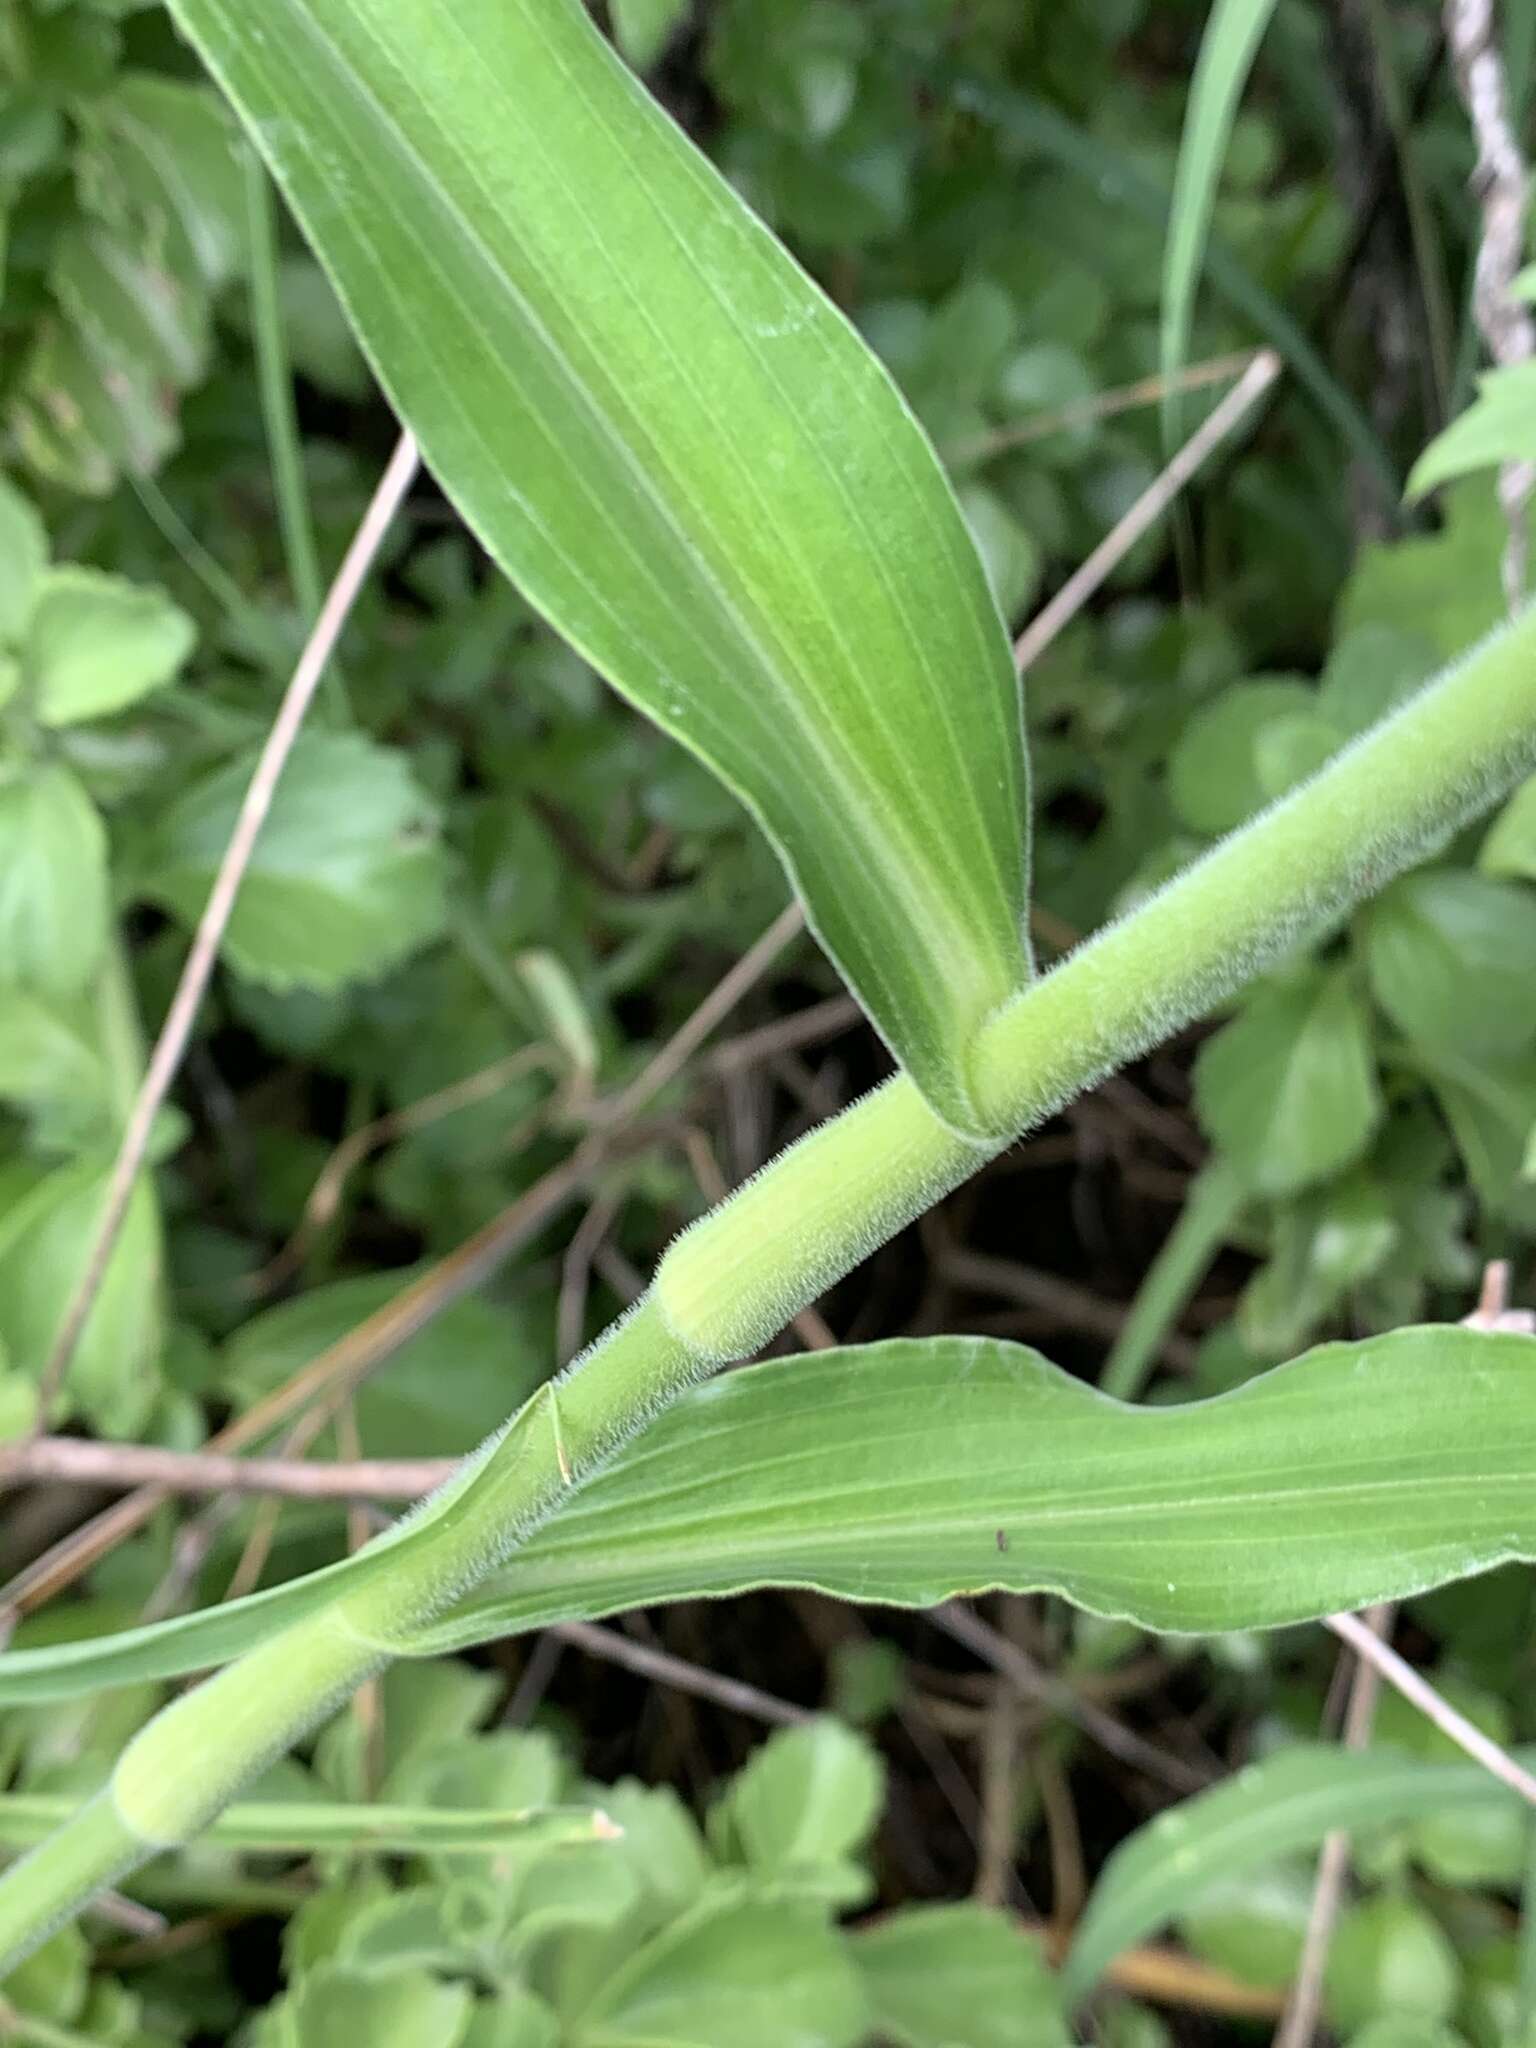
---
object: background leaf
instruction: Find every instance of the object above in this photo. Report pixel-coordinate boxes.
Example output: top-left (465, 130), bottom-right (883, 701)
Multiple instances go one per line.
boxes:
top-left (0, 1162), bottom-right (161, 1435)
top-left (570, 1889), bottom-right (868, 2048)
top-left (142, 730), bottom-right (450, 993)
top-left (0, 762), bottom-right (109, 998)
top-left (1480, 773), bottom-right (1536, 881)
top-left (1062, 1743), bottom-right (1533, 2001)
top-left (0, 474), bottom-right (48, 641)
top-left (164, 0), bottom-right (1032, 1135)
top-left (1361, 869), bottom-right (1536, 1061)
top-left (1194, 967), bottom-right (1381, 1196)
top-left (24, 566), bottom-right (194, 726)
top-left (710, 1719), bottom-right (882, 1900)
top-left (854, 1904), bottom-right (1068, 2048)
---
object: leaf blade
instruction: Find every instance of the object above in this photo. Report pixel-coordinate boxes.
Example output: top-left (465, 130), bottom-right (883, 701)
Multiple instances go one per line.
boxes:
top-left (1061, 1744), bottom-right (1532, 2001)
top-left (165, 0), bottom-right (1031, 1133)
top-left (5, 1327), bottom-right (1535, 1702)
top-left (1161, 0), bottom-right (1281, 440)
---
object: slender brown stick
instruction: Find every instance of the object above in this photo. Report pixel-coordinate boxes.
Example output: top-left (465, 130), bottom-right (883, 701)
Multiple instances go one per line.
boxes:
top-left (1326, 1609), bottom-right (1536, 1805)
top-left (0, 1145), bottom-right (598, 1619)
top-left (931, 1601), bottom-right (1207, 1795)
top-left (947, 348), bottom-right (1263, 465)
top-left (549, 1618), bottom-right (808, 1727)
top-left (598, 900), bottom-right (805, 1126)
top-left (249, 1043), bottom-right (557, 1296)
top-left (1012, 349), bottom-right (1281, 674)
top-left (0, 1436), bottom-right (450, 1502)
top-left (703, 994), bottom-right (862, 1076)
top-left (1273, 1603), bottom-right (1393, 2048)
top-left (32, 432), bottom-right (421, 1428)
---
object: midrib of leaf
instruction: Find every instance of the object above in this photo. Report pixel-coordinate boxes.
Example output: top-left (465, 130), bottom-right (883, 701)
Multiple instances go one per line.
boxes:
top-left (216, 0), bottom-right (1026, 1076)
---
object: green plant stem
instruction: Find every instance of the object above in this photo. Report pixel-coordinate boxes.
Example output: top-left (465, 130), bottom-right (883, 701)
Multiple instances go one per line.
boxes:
top-left (242, 149), bottom-right (338, 701)
top-left (1099, 1159), bottom-right (1246, 1401)
top-left (2, 614), bottom-right (1535, 1965)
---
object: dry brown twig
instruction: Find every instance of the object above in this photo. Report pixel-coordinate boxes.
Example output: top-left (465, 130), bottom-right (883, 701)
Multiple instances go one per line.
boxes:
top-left (31, 431), bottom-right (422, 1432)
top-left (1012, 348), bottom-right (1280, 673)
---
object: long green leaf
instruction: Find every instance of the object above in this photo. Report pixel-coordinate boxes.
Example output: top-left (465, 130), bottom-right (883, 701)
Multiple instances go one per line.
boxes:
top-left (0, 1793), bottom-right (606, 1855)
top-left (164, 0), bottom-right (1030, 1136)
top-left (1161, 0), bottom-right (1281, 441)
top-left (3, 1328), bottom-right (1532, 1704)
top-left (1062, 1743), bottom-right (1533, 2001)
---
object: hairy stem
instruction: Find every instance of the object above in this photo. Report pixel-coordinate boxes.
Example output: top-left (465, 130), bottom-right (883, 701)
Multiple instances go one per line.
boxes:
top-left (2, 612), bottom-right (1534, 1963)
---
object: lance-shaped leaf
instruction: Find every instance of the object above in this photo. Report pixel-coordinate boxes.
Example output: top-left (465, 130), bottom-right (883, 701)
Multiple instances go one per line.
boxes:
top-left (165, 0), bottom-right (1030, 1135)
top-left (1061, 1744), bottom-right (1535, 2001)
top-left (4, 1327), bottom-right (1533, 1703)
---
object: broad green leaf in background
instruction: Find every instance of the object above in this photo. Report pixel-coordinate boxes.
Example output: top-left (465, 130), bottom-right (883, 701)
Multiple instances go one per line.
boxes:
top-left (1481, 773), bottom-right (1536, 881)
top-left (8, 75), bottom-right (246, 498)
top-left (1324, 1895), bottom-right (1460, 2035)
top-left (0, 762), bottom-right (109, 998)
top-left (569, 1889), bottom-right (868, 2048)
top-left (610, 0), bottom-right (691, 73)
top-left (1361, 869), bottom-right (1536, 1061)
top-left (24, 567), bottom-right (194, 726)
top-left (164, 0), bottom-right (1031, 1137)
top-left (1337, 481), bottom-right (1522, 660)
top-left (1317, 624), bottom-right (1438, 736)
top-left (854, 1904), bottom-right (1069, 2048)
top-left (1167, 677), bottom-right (1311, 836)
top-left (1407, 363), bottom-right (1536, 499)
top-left (1194, 967), bottom-right (1380, 1197)
top-left (0, 474), bottom-right (47, 641)
top-left (0, 1162), bottom-right (161, 1436)
top-left (0, 997), bottom-right (107, 1113)
top-left (1235, 1171), bottom-right (1398, 1359)
top-left (0, 992), bottom-right (113, 1149)
top-left (711, 1719), bottom-right (882, 1892)
top-left (222, 1272), bottom-right (546, 1457)
top-left (8, 1327), bottom-right (1536, 1703)
top-left (1411, 1045), bottom-right (1536, 1223)
top-left (249, 1963), bottom-right (472, 2048)
top-left (1061, 1744), bottom-right (1534, 2001)
top-left (142, 730), bottom-right (450, 994)
top-left (1160, 0), bottom-right (1281, 441)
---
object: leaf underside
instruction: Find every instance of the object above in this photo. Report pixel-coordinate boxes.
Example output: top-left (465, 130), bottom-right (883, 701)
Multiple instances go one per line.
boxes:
top-left (3, 1327), bottom-right (1532, 1704)
top-left (165, 0), bottom-right (1031, 1134)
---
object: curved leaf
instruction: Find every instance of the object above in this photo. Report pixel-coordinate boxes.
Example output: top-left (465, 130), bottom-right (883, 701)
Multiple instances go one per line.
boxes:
top-left (3, 1327), bottom-right (1534, 1703)
top-left (1161, 0), bottom-right (1280, 440)
top-left (165, 0), bottom-right (1031, 1135)
top-left (1061, 1743), bottom-right (1533, 2001)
